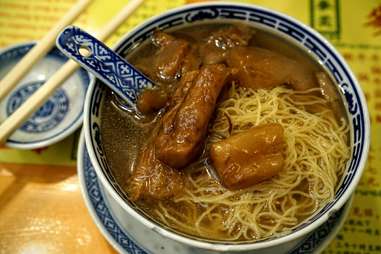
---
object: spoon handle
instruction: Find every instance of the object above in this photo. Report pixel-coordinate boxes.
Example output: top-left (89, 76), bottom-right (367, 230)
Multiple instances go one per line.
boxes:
top-left (56, 26), bottom-right (153, 105)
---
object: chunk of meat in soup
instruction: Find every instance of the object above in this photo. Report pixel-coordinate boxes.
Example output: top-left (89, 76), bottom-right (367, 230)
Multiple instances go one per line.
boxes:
top-left (128, 144), bottom-right (184, 201)
top-left (199, 26), bottom-right (253, 65)
top-left (315, 71), bottom-right (345, 120)
top-left (169, 70), bottom-right (199, 107)
top-left (181, 47), bottom-right (201, 74)
top-left (289, 71), bottom-right (342, 120)
top-left (155, 64), bottom-right (231, 169)
top-left (208, 25), bottom-right (253, 49)
top-left (226, 46), bottom-right (316, 90)
top-left (209, 123), bottom-right (285, 190)
top-left (137, 89), bottom-right (168, 114)
top-left (152, 31), bottom-right (190, 81)
top-left (136, 33), bottom-right (201, 114)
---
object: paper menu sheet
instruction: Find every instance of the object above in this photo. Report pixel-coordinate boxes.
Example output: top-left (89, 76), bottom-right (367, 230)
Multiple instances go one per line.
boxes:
top-left (0, 0), bottom-right (380, 253)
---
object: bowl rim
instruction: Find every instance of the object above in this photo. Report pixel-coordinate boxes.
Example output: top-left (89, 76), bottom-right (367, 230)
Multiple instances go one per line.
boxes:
top-left (83, 1), bottom-right (370, 251)
top-left (77, 131), bottom-right (354, 254)
top-left (0, 41), bottom-right (90, 149)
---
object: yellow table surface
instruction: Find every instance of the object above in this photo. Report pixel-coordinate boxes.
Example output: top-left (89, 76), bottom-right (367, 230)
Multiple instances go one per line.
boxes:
top-left (0, 0), bottom-right (380, 253)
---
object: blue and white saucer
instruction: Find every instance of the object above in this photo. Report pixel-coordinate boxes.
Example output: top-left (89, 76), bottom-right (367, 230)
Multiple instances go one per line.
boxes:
top-left (0, 42), bottom-right (90, 149)
top-left (77, 135), bottom-right (352, 254)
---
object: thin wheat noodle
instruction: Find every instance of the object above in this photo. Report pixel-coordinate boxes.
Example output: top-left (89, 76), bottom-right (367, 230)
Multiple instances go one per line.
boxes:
top-left (149, 86), bottom-right (349, 241)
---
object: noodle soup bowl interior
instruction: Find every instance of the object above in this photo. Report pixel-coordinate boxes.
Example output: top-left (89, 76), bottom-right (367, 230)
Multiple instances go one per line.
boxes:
top-left (83, 2), bottom-right (370, 252)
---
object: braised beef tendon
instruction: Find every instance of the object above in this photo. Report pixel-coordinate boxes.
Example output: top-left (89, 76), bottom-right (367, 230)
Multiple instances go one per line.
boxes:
top-left (207, 25), bottom-right (253, 49)
top-left (169, 70), bottom-right (199, 108)
top-left (209, 123), bottom-right (285, 190)
top-left (199, 25), bottom-right (253, 65)
top-left (128, 144), bottom-right (184, 201)
top-left (152, 31), bottom-right (190, 82)
top-left (136, 88), bottom-right (168, 115)
top-left (130, 64), bottom-right (231, 199)
top-left (226, 47), bottom-right (316, 90)
top-left (155, 64), bottom-right (231, 169)
top-left (152, 31), bottom-right (200, 82)
top-left (136, 31), bottom-right (201, 115)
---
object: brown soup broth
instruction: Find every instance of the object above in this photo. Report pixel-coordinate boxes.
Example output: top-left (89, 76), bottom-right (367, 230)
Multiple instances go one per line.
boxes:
top-left (99, 23), bottom-right (348, 241)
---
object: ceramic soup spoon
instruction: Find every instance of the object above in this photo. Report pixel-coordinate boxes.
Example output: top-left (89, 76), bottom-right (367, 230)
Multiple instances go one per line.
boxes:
top-left (56, 26), bottom-right (154, 107)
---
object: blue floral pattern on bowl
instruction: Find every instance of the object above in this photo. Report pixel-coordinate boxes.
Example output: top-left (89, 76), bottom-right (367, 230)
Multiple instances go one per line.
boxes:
top-left (84, 2), bottom-right (368, 248)
top-left (6, 80), bottom-right (69, 133)
top-left (0, 43), bottom-right (90, 148)
top-left (80, 138), bottom-right (350, 254)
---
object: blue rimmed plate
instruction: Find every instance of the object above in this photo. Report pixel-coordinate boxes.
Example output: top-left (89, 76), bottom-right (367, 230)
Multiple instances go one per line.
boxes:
top-left (0, 42), bottom-right (90, 149)
top-left (77, 134), bottom-right (352, 254)
top-left (83, 3), bottom-right (368, 251)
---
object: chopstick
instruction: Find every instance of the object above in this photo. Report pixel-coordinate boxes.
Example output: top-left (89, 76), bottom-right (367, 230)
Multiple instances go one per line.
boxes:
top-left (0, 0), bottom-right (92, 101)
top-left (0, 0), bottom-right (144, 144)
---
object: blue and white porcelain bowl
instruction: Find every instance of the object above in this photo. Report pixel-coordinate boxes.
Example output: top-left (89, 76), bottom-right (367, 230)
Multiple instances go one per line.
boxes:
top-left (83, 2), bottom-right (370, 252)
top-left (77, 133), bottom-right (353, 254)
top-left (0, 42), bottom-right (89, 149)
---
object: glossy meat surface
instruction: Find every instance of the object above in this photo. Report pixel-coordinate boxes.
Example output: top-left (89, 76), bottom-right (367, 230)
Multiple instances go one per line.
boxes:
top-left (124, 25), bottom-right (339, 200)
top-left (170, 70), bottom-right (199, 107)
top-left (227, 47), bottom-right (316, 90)
top-left (210, 123), bottom-right (285, 189)
top-left (128, 144), bottom-right (184, 201)
top-left (316, 71), bottom-right (337, 103)
top-left (207, 25), bottom-right (253, 49)
top-left (155, 64), bottom-right (230, 168)
top-left (200, 26), bottom-right (253, 65)
top-left (153, 31), bottom-right (190, 81)
top-left (137, 89), bottom-right (168, 114)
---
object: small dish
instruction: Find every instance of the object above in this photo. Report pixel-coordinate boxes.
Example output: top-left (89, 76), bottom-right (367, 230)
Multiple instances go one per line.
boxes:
top-left (77, 134), bottom-right (352, 254)
top-left (0, 42), bottom-right (90, 149)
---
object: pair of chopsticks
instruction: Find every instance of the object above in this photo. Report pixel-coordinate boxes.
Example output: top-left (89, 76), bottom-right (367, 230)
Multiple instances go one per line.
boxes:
top-left (0, 0), bottom-right (144, 144)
